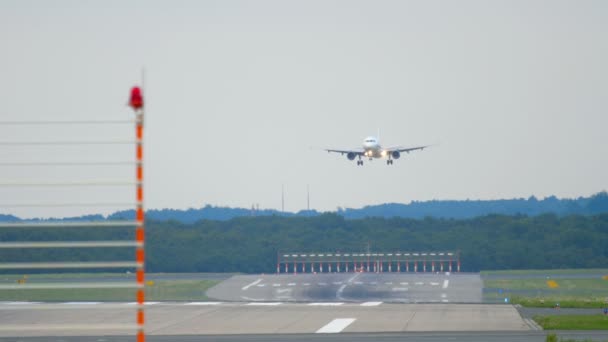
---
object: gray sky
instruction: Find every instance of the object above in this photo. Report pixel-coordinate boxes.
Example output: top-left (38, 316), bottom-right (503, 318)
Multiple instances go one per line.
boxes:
top-left (0, 0), bottom-right (607, 218)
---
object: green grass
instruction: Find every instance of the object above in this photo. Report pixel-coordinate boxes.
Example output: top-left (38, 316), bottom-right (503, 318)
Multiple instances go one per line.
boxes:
top-left (0, 273), bottom-right (221, 301)
top-left (483, 269), bottom-right (608, 308)
top-left (534, 315), bottom-right (608, 330)
top-left (511, 296), bottom-right (607, 309)
top-left (482, 269), bottom-right (608, 276)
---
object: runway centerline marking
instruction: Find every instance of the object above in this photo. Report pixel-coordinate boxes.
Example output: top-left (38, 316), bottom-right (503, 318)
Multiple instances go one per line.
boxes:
top-left (430, 282), bottom-right (439, 286)
top-left (441, 293), bottom-right (447, 298)
top-left (287, 283), bottom-right (296, 286)
top-left (272, 284), bottom-right (281, 287)
top-left (442, 280), bottom-right (449, 289)
top-left (185, 302), bottom-right (222, 306)
top-left (360, 302), bottom-right (382, 306)
top-left (62, 302), bottom-right (101, 305)
top-left (246, 302), bottom-right (282, 306)
top-left (308, 302), bottom-right (344, 306)
top-left (242, 279), bottom-right (262, 291)
top-left (316, 318), bottom-right (356, 333)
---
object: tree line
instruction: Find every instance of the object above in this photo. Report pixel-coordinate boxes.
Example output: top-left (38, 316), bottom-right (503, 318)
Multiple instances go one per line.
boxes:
top-left (1, 213), bottom-right (606, 273)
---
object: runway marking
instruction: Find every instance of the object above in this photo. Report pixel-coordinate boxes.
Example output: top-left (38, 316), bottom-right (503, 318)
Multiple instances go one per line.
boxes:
top-left (316, 318), bottom-right (356, 333)
top-left (441, 293), bottom-right (447, 298)
top-left (336, 284), bottom-right (347, 300)
top-left (242, 278), bottom-right (262, 291)
top-left (246, 302), bottom-right (282, 306)
top-left (185, 302), bottom-right (222, 306)
top-left (256, 284), bottom-right (266, 287)
top-left (415, 282), bottom-right (424, 285)
top-left (125, 302), bottom-right (159, 305)
top-left (430, 282), bottom-right (440, 286)
top-left (303, 283), bottom-right (311, 286)
top-left (2, 301), bottom-right (41, 305)
top-left (354, 281), bottom-right (363, 285)
top-left (370, 281), bottom-right (378, 285)
top-left (385, 282), bottom-right (393, 285)
top-left (442, 299), bottom-right (449, 303)
top-left (276, 289), bottom-right (291, 294)
top-left (360, 301), bottom-right (382, 306)
top-left (62, 302), bottom-right (101, 305)
top-left (318, 282), bottom-right (327, 286)
top-left (442, 280), bottom-right (449, 289)
top-left (332, 281), bottom-right (343, 285)
top-left (400, 282), bottom-right (409, 285)
top-left (392, 287), bottom-right (408, 291)
top-left (272, 283), bottom-right (281, 287)
top-left (287, 283), bottom-right (296, 286)
top-left (308, 302), bottom-right (344, 306)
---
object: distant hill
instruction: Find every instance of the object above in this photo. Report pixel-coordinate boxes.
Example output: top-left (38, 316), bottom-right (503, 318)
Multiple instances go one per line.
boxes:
top-left (1, 192), bottom-right (607, 223)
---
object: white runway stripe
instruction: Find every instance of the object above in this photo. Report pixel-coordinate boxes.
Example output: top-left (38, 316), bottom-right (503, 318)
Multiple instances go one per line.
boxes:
top-left (62, 302), bottom-right (101, 305)
top-left (316, 318), bottom-right (356, 333)
top-left (242, 279), bottom-right (262, 291)
top-left (185, 302), bottom-right (222, 306)
top-left (125, 302), bottom-right (159, 305)
top-left (246, 302), bottom-right (282, 306)
top-left (308, 302), bottom-right (344, 306)
top-left (442, 280), bottom-right (449, 289)
top-left (360, 301), bottom-right (382, 306)
top-left (2, 301), bottom-right (41, 305)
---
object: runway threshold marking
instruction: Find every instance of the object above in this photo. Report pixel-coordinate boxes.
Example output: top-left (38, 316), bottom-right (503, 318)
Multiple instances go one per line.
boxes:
top-left (442, 280), bottom-right (449, 289)
top-left (316, 318), bottom-right (356, 333)
top-left (242, 278), bottom-right (262, 291)
top-left (360, 301), bottom-right (382, 306)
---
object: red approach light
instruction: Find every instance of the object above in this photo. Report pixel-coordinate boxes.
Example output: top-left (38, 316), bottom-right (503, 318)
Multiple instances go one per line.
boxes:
top-left (129, 86), bottom-right (144, 110)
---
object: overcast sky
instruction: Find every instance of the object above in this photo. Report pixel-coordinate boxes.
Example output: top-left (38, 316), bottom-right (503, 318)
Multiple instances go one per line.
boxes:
top-left (0, 0), bottom-right (606, 218)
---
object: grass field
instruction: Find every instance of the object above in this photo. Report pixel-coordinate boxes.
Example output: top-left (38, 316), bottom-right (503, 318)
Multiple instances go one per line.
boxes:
top-left (0, 273), bottom-right (221, 301)
top-left (482, 269), bottom-right (608, 276)
top-left (483, 269), bottom-right (608, 308)
top-left (534, 315), bottom-right (608, 330)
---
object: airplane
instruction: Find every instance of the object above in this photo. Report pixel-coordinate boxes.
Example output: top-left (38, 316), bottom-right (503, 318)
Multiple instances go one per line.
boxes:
top-left (325, 135), bottom-right (428, 165)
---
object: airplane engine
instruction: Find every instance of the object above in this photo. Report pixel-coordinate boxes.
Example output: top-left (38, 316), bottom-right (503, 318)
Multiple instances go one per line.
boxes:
top-left (347, 152), bottom-right (356, 160)
top-left (391, 151), bottom-right (401, 159)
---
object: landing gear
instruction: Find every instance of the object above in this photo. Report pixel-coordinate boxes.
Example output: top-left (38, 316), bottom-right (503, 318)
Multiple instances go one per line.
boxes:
top-left (387, 159), bottom-right (394, 165)
top-left (356, 160), bottom-right (363, 166)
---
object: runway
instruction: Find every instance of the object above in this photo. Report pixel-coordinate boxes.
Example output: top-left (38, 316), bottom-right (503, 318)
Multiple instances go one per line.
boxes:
top-left (207, 272), bottom-right (482, 303)
top-left (0, 301), bottom-right (529, 337)
top-left (3, 331), bottom-right (608, 342)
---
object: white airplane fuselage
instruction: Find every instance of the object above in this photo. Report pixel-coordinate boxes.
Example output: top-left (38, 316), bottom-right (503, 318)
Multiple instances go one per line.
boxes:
top-left (362, 136), bottom-right (384, 159)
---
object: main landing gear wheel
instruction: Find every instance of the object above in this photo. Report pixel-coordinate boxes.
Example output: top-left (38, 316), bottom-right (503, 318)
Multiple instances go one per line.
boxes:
top-left (356, 160), bottom-right (363, 166)
top-left (387, 160), bottom-right (394, 165)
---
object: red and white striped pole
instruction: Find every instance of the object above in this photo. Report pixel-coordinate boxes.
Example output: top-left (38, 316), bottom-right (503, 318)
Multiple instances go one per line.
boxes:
top-left (129, 86), bottom-right (145, 342)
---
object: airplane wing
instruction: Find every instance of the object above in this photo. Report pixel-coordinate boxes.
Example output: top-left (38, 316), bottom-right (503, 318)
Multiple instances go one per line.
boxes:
top-left (385, 145), bottom-right (429, 153)
top-left (324, 148), bottom-right (364, 156)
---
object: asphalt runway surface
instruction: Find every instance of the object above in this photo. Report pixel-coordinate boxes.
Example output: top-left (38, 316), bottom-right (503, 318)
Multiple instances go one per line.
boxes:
top-left (0, 301), bottom-right (530, 337)
top-left (1, 272), bottom-right (605, 341)
top-left (3, 331), bottom-right (608, 342)
top-left (207, 272), bottom-right (482, 303)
